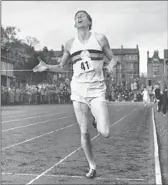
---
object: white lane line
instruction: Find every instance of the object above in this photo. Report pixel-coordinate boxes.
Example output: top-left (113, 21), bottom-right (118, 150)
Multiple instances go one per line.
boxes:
top-left (1, 172), bottom-right (145, 181)
top-left (2, 123), bottom-right (76, 151)
top-left (107, 102), bottom-right (142, 105)
top-left (2, 112), bottom-right (66, 123)
top-left (2, 108), bottom-right (56, 115)
top-left (2, 115), bottom-right (74, 132)
top-left (90, 112), bottom-right (132, 141)
top-left (152, 108), bottom-right (162, 185)
top-left (2, 109), bottom-right (58, 118)
top-left (26, 108), bottom-right (137, 185)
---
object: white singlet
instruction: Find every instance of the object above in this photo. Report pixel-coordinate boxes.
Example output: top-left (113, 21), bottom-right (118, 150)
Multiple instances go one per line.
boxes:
top-left (69, 32), bottom-right (106, 99)
top-left (143, 90), bottom-right (148, 101)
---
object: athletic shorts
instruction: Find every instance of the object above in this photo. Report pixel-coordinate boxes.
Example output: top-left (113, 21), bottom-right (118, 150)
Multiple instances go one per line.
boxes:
top-left (70, 80), bottom-right (107, 106)
top-left (143, 98), bottom-right (148, 102)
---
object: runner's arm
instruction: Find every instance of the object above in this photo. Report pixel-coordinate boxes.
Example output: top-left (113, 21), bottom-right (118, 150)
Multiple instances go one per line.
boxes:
top-left (47, 40), bottom-right (72, 72)
top-left (96, 33), bottom-right (117, 70)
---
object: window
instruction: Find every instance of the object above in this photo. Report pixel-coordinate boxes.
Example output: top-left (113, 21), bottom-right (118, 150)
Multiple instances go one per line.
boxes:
top-left (134, 55), bottom-right (138, 60)
top-left (134, 63), bottom-right (139, 69)
top-left (152, 64), bottom-right (159, 72)
top-left (130, 63), bottom-right (134, 69)
top-left (115, 55), bottom-right (119, 61)
top-left (153, 71), bottom-right (157, 75)
top-left (125, 55), bottom-right (129, 61)
top-left (123, 55), bottom-right (126, 61)
top-left (117, 55), bottom-right (121, 61)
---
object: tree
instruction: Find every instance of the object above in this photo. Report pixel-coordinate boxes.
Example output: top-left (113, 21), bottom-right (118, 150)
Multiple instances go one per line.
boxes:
top-left (5, 26), bottom-right (20, 42)
top-left (1, 26), bottom-right (22, 53)
top-left (1, 26), bottom-right (8, 47)
top-left (43, 46), bottom-right (48, 52)
top-left (25, 36), bottom-right (39, 49)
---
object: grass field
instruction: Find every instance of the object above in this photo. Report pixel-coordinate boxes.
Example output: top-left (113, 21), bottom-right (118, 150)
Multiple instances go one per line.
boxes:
top-left (1, 103), bottom-right (161, 184)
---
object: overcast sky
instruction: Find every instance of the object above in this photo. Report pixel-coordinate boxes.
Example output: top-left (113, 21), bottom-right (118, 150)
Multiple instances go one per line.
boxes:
top-left (2, 1), bottom-right (168, 74)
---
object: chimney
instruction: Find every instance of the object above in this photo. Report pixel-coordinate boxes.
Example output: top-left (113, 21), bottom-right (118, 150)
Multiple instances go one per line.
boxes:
top-left (147, 51), bottom-right (149, 59)
top-left (154, 50), bottom-right (159, 58)
top-left (136, 44), bottom-right (139, 50)
top-left (121, 45), bottom-right (123, 49)
top-left (61, 45), bottom-right (64, 52)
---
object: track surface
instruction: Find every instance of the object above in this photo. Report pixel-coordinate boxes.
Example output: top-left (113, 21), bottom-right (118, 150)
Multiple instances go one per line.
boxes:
top-left (1, 103), bottom-right (156, 184)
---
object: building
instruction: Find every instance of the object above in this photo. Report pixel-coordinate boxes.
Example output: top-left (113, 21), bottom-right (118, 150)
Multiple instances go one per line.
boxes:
top-left (147, 50), bottom-right (164, 86)
top-left (164, 49), bottom-right (168, 78)
top-left (112, 45), bottom-right (140, 86)
top-left (1, 42), bottom-right (32, 87)
top-left (1, 55), bottom-right (15, 87)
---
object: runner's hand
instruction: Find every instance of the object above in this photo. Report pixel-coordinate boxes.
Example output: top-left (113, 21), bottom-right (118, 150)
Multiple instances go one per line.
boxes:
top-left (33, 57), bottom-right (48, 72)
top-left (104, 58), bottom-right (117, 74)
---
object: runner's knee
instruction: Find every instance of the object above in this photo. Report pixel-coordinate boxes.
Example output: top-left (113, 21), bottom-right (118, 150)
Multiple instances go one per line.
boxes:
top-left (98, 128), bottom-right (110, 138)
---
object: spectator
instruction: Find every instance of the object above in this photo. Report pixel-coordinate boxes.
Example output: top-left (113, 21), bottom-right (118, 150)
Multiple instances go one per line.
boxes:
top-left (161, 75), bottom-right (168, 116)
top-left (154, 84), bottom-right (162, 112)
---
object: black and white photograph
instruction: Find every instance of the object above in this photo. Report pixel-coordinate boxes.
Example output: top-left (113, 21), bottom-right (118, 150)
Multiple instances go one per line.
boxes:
top-left (1, 1), bottom-right (168, 184)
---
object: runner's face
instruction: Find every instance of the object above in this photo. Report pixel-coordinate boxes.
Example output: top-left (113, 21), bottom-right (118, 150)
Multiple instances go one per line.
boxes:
top-left (75, 12), bottom-right (91, 30)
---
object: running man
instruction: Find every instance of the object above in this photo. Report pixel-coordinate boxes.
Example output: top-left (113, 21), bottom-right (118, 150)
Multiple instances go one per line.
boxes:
top-left (33, 10), bottom-right (117, 178)
top-left (142, 87), bottom-right (149, 107)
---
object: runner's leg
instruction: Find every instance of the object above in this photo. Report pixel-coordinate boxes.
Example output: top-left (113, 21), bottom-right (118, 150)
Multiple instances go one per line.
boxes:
top-left (73, 101), bottom-right (96, 170)
top-left (90, 95), bottom-right (110, 138)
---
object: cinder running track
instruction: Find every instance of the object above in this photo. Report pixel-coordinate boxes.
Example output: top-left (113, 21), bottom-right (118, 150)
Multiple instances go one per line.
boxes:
top-left (1, 103), bottom-right (161, 184)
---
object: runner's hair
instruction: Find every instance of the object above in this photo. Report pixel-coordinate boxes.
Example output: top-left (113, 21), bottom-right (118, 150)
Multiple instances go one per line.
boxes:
top-left (74, 10), bottom-right (92, 30)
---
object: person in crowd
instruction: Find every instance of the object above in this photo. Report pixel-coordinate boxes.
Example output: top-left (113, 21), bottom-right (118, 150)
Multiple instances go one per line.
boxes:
top-left (154, 84), bottom-right (162, 112)
top-left (161, 75), bottom-right (168, 116)
top-left (142, 87), bottom-right (149, 107)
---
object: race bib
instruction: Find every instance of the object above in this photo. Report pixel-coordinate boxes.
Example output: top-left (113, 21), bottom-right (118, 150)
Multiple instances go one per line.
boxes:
top-left (79, 59), bottom-right (94, 73)
top-left (77, 50), bottom-right (94, 74)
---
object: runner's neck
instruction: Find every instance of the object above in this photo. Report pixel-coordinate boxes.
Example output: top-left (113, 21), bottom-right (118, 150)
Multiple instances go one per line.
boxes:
top-left (77, 29), bottom-right (92, 44)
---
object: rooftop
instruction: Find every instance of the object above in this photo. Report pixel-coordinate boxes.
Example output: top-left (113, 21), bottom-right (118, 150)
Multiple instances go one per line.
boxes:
top-left (148, 57), bottom-right (164, 64)
top-left (112, 48), bottom-right (139, 55)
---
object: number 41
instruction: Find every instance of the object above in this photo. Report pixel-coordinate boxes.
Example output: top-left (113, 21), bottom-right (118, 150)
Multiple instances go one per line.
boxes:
top-left (81, 61), bottom-right (89, 70)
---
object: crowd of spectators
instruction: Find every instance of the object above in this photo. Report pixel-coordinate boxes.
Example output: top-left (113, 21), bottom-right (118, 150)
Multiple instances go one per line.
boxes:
top-left (106, 85), bottom-right (143, 102)
top-left (1, 80), bottom-right (71, 106)
top-left (2, 80), bottom-right (158, 106)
